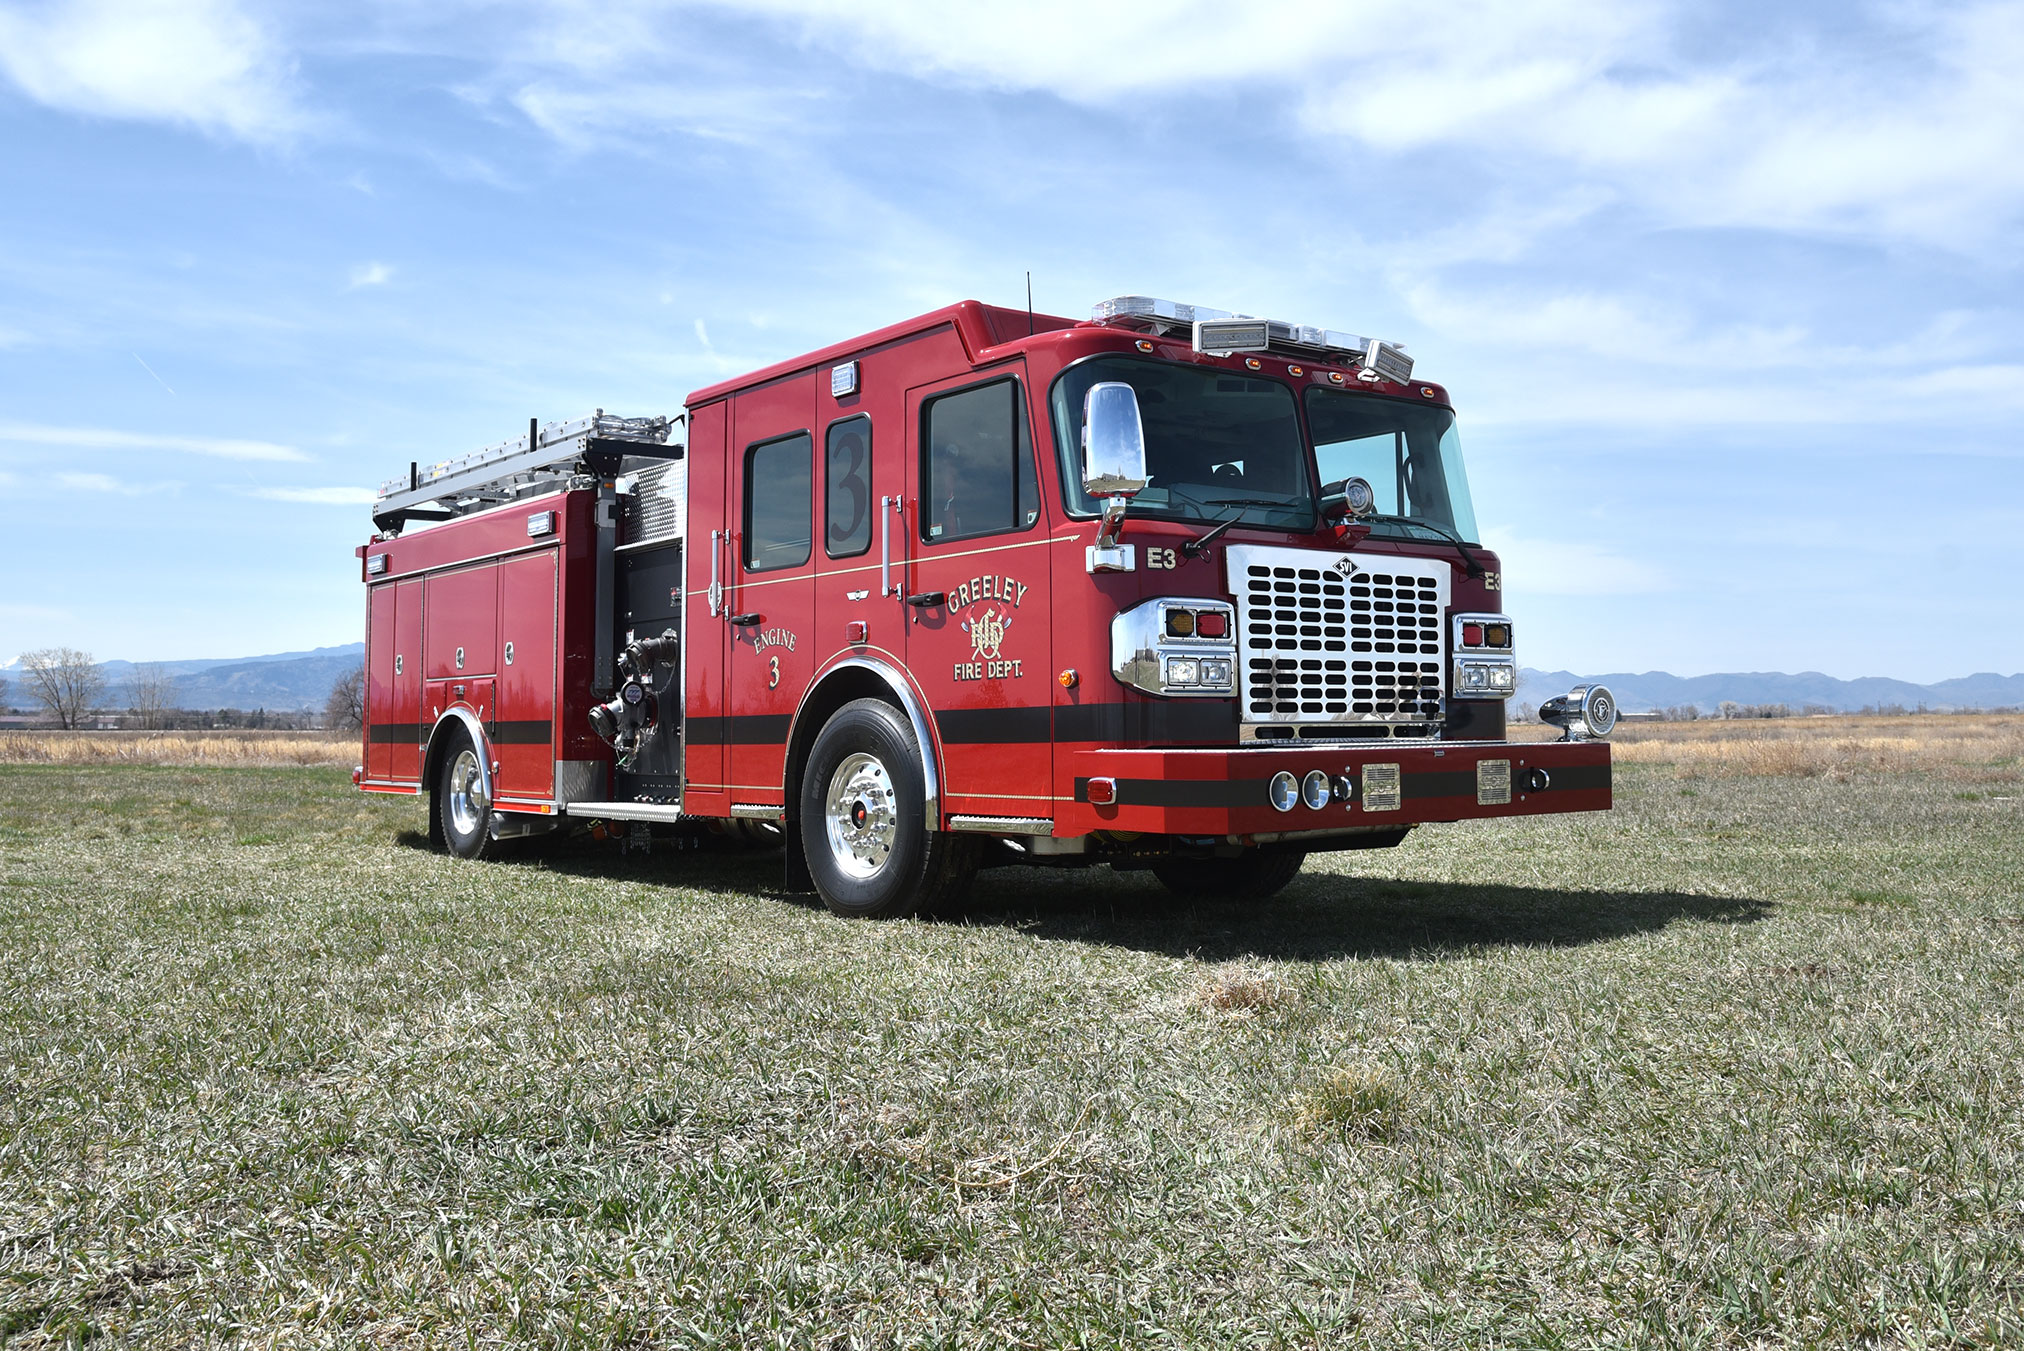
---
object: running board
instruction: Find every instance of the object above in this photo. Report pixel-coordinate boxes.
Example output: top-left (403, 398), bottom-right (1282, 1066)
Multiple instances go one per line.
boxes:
top-left (561, 801), bottom-right (687, 823)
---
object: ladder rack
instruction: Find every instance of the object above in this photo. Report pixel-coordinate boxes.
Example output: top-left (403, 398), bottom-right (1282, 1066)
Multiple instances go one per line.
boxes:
top-left (372, 410), bottom-right (682, 533)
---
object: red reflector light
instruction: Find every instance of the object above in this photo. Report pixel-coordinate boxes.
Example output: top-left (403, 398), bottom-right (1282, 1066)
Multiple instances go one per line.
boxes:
top-left (1196, 611), bottom-right (1227, 638)
top-left (1087, 777), bottom-right (1117, 805)
top-left (1463, 624), bottom-right (1484, 646)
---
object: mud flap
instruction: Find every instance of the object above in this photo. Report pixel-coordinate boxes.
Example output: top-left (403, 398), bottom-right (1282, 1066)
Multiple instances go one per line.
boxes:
top-left (783, 815), bottom-right (814, 892)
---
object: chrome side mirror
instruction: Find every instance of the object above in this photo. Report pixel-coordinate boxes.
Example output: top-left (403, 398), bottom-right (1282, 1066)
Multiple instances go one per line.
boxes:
top-left (1081, 382), bottom-right (1149, 499)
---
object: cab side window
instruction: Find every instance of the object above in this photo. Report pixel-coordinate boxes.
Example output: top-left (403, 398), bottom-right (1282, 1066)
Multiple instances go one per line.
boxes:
top-left (825, 417), bottom-right (873, 558)
top-left (922, 378), bottom-right (1039, 543)
top-left (744, 432), bottom-right (811, 571)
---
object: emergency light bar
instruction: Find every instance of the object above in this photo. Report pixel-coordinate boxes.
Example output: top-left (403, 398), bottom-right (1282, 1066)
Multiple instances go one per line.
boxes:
top-left (1093, 295), bottom-right (1415, 385)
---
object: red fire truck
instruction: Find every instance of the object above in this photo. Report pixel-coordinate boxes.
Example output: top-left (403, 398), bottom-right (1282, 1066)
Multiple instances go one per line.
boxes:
top-left (354, 295), bottom-right (1616, 916)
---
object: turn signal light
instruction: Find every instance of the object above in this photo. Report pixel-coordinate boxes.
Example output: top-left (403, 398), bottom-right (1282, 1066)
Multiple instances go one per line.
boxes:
top-left (1463, 623), bottom-right (1483, 646)
top-left (1485, 623), bottom-right (1510, 648)
top-left (1166, 609), bottom-right (1196, 637)
top-left (1195, 610), bottom-right (1227, 639)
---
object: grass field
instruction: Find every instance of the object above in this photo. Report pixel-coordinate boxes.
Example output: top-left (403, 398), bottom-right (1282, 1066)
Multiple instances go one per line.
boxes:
top-left (2, 719), bottom-right (2022, 1347)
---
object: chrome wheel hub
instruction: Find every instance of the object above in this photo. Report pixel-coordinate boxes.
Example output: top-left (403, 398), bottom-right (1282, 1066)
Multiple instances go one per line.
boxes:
top-left (447, 748), bottom-right (486, 837)
top-left (824, 751), bottom-right (896, 879)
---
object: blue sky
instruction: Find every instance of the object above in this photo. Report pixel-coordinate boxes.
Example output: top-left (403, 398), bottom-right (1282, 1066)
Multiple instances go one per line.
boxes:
top-left (1, 0), bottom-right (2020, 683)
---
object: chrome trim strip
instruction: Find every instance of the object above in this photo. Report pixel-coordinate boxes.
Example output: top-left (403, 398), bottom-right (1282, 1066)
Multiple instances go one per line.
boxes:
top-left (729, 803), bottom-right (785, 822)
top-left (948, 815), bottom-right (1054, 836)
top-left (562, 801), bottom-right (690, 823)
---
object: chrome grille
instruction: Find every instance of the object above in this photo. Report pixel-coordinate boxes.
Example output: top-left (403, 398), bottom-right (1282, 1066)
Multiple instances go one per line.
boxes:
top-left (1231, 547), bottom-right (1448, 732)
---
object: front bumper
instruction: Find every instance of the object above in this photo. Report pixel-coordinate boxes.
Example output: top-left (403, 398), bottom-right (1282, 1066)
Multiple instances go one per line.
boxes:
top-left (1060, 739), bottom-right (1609, 840)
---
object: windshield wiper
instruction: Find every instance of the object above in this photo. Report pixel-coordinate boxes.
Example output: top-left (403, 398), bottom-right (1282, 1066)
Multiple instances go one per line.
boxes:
top-left (1182, 496), bottom-right (1299, 557)
top-left (1364, 513), bottom-right (1487, 578)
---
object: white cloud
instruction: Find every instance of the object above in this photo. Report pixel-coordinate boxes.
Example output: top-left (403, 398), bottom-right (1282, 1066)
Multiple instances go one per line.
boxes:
top-left (348, 261), bottom-right (393, 288)
top-left (0, 421), bottom-right (307, 462)
top-left (247, 486), bottom-right (377, 505)
top-left (56, 471), bottom-right (179, 496)
top-left (663, 0), bottom-right (2024, 252)
top-left (1480, 528), bottom-right (1669, 596)
top-left (0, 0), bottom-right (306, 144)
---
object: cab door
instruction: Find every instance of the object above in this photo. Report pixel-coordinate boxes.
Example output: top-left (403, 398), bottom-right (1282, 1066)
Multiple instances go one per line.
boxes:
top-left (723, 374), bottom-right (818, 807)
top-left (902, 364), bottom-right (1056, 821)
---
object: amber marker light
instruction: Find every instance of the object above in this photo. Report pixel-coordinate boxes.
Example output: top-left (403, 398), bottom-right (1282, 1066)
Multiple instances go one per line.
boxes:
top-left (1245, 358), bottom-right (1262, 370)
top-left (1329, 371), bottom-right (1346, 384)
top-left (1136, 339), bottom-right (1154, 352)
top-left (1058, 668), bottom-right (1079, 688)
top-left (1288, 365), bottom-right (1304, 376)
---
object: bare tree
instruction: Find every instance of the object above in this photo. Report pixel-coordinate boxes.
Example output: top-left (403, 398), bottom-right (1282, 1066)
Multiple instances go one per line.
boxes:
top-left (325, 665), bottom-right (365, 732)
top-left (18, 648), bottom-right (106, 729)
top-left (130, 663), bottom-right (176, 730)
top-left (0, 672), bottom-right (9, 711)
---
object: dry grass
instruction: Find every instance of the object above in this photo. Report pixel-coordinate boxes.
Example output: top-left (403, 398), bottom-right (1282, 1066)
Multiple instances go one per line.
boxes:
top-left (1525, 712), bottom-right (2024, 781)
top-left (3, 761), bottom-right (2022, 1345)
top-left (0, 731), bottom-right (356, 768)
top-left (1191, 964), bottom-right (1296, 1014)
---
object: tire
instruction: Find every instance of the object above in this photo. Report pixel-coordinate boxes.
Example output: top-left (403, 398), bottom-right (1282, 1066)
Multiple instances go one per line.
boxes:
top-left (433, 731), bottom-right (496, 860)
top-left (1149, 849), bottom-right (1306, 901)
top-left (799, 698), bottom-right (977, 918)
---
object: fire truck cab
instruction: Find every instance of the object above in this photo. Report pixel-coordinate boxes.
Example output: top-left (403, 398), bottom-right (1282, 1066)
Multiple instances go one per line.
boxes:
top-left (356, 296), bottom-right (1615, 916)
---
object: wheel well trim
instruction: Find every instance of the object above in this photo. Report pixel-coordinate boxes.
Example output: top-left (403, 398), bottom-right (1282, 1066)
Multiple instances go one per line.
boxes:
top-left (424, 708), bottom-right (495, 808)
top-left (786, 656), bottom-right (940, 820)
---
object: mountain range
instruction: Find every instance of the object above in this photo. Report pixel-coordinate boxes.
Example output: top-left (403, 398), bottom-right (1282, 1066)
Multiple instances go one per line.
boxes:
top-left (4, 644), bottom-right (2019, 715)
top-left (2, 644), bottom-right (364, 712)
top-left (1516, 667), bottom-right (2024, 716)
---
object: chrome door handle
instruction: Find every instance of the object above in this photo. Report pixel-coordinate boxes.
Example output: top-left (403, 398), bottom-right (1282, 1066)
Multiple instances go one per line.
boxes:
top-left (880, 496), bottom-right (895, 596)
top-left (708, 528), bottom-right (723, 616)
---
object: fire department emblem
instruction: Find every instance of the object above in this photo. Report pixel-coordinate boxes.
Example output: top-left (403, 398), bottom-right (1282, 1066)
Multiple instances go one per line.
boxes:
top-left (963, 608), bottom-right (1010, 661)
top-left (950, 573), bottom-right (1028, 681)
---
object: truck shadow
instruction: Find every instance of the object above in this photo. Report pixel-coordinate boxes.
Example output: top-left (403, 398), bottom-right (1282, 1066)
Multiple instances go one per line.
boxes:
top-left (946, 867), bottom-right (1772, 962)
top-left (435, 831), bottom-right (1771, 963)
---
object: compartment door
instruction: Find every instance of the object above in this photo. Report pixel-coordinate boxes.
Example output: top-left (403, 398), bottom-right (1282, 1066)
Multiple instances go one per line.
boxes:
top-left (388, 577), bottom-right (424, 783)
top-left (366, 582), bottom-right (396, 780)
top-left (496, 549), bottom-right (558, 800)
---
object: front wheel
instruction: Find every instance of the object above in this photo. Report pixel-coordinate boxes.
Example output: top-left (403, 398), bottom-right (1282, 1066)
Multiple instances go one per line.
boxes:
top-left (799, 699), bottom-right (977, 917)
top-left (434, 732), bottom-right (496, 860)
top-left (1149, 849), bottom-right (1305, 901)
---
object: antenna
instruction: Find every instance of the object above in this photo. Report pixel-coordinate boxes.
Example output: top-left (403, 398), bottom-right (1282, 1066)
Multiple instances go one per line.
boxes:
top-left (1026, 271), bottom-right (1033, 335)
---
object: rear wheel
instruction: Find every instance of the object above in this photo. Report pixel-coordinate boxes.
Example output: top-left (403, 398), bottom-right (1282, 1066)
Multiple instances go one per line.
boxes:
top-left (1149, 849), bottom-right (1305, 901)
top-left (434, 732), bottom-right (496, 860)
top-left (800, 698), bottom-right (977, 917)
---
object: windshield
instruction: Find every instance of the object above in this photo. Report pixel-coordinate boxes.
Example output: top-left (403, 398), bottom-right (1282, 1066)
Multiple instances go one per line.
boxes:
top-left (1305, 387), bottom-right (1479, 544)
top-left (1051, 356), bottom-right (1314, 531)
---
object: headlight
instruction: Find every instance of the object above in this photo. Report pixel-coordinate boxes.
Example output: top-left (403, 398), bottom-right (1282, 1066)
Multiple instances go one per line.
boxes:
top-left (1453, 657), bottom-right (1517, 700)
top-left (1112, 598), bottom-right (1238, 697)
